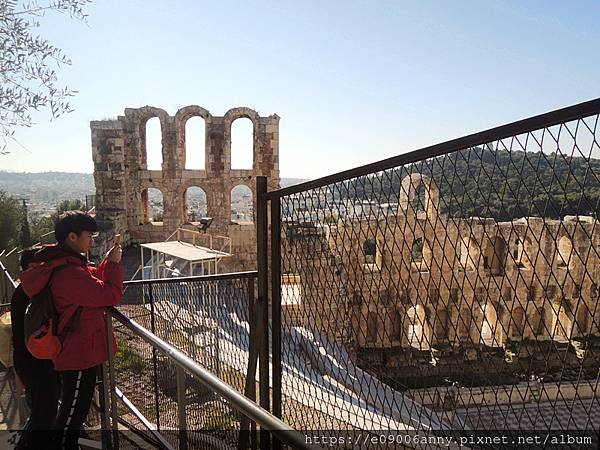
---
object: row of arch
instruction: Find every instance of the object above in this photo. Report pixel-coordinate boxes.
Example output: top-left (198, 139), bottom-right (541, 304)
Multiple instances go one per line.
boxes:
top-left (141, 185), bottom-right (254, 224)
top-left (145, 116), bottom-right (254, 171)
top-left (362, 234), bottom-right (582, 273)
top-left (361, 299), bottom-right (595, 349)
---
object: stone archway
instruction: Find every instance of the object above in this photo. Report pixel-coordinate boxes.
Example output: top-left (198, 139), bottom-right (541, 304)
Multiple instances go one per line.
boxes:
top-left (399, 174), bottom-right (440, 220)
top-left (406, 304), bottom-right (430, 350)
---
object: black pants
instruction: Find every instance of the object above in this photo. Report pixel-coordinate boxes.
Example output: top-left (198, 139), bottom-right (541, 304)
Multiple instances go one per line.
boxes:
top-left (54, 365), bottom-right (99, 450)
top-left (13, 352), bottom-right (59, 449)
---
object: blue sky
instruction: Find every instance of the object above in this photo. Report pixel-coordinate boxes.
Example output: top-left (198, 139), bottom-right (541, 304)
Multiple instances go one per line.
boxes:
top-left (2, 0), bottom-right (599, 178)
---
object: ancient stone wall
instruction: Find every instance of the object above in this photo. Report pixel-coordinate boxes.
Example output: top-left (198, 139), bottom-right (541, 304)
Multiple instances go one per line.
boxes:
top-left (90, 105), bottom-right (280, 272)
top-left (284, 174), bottom-right (600, 349)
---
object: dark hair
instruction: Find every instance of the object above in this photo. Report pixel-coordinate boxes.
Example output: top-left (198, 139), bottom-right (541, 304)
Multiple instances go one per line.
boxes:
top-left (20, 246), bottom-right (40, 271)
top-left (54, 211), bottom-right (99, 243)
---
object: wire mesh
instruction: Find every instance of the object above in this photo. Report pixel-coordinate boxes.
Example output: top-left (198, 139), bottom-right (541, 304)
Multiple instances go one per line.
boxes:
top-left (112, 275), bottom-right (258, 449)
top-left (274, 110), bottom-right (600, 446)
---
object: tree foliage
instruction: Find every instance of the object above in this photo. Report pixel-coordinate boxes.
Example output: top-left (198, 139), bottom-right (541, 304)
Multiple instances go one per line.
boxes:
top-left (0, 190), bottom-right (24, 249)
top-left (28, 197), bottom-right (85, 242)
top-left (0, 0), bottom-right (91, 153)
top-left (346, 148), bottom-right (600, 221)
top-left (55, 198), bottom-right (84, 214)
top-left (0, 189), bottom-right (87, 250)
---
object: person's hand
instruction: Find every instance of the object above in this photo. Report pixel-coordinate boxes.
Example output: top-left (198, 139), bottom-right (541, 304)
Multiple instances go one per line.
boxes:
top-left (107, 244), bottom-right (122, 263)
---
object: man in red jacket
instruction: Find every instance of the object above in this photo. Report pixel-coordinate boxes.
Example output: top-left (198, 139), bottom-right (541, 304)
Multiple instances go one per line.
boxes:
top-left (20, 211), bottom-right (123, 450)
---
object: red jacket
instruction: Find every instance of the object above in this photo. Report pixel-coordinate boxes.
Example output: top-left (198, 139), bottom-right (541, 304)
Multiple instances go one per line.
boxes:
top-left (20, 245), bottom-right (123, 371)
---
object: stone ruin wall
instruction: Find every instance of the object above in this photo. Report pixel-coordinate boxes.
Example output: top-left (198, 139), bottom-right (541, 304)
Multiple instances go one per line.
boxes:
top-left (90, 105), bottom-right (280, 273)
top-left (284, 174), bottom-right (600, 350)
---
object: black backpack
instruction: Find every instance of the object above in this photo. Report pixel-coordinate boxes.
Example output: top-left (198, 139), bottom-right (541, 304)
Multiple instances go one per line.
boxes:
top-left (23, 266), bottom-right (81, 359)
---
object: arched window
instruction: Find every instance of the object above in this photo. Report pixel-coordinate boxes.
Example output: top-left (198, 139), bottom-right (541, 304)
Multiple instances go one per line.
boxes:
top-left (484, 237), bottom-right (506, 275)
top-left (514, 237), bottom-right (533, 269)
top-left (576, 306), bottom-right (589, 336)
top-left (532, 305), bottom-right (546, 337)
top-left (363, 238), bottom-right (377, 264)
top-left (142, 188), bottom-right (164, 224)
top-left (554, 302), bottom-right (572, 341)
top-left (480, 303), bottom-right (499, 346)
top-left (557, 236), bottom-right (573, 269)
top-left (514, 238), bottom-right (524, 266)
top-left (458, 309), bottom-right (471, 340)
top-left (366, 311), bottom-right (378, 344)
top-left (411, 238), bottom-right (424, 263)
top-left (406, 305), bottom-right (427, 349)
top-left (392, 309), bottom-right (402, 342)
top-left (231, 185), bottom-right (253, 223)
top-left (434, 309), bottom-right (449, 342)
top-left (184, 186), bottom-right (207, 223)
top-left (146, 117), bottom-right (162, 170)
top-left (231, 118), bottom-right (253, 169)
top-left (185, 116), bottom-right (205, 170)
top-left (412, 183), bottom-right (426, 214)
top-left (459, 237), bottom-right (477, 271)
top-left (512, 307), bottom-right (525, 338)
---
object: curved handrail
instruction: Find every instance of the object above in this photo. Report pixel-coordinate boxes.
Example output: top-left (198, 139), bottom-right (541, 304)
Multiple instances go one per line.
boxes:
top-left (107, 307), bottom-right (317, 450)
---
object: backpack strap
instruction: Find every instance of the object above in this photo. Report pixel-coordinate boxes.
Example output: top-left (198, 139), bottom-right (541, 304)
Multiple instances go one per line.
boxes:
top-left (47, 264), bottom-right (82, 342)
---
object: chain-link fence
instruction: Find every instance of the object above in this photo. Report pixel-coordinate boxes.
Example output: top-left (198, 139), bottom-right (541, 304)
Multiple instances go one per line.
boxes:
top-left (108, 272), bottom-right (265, 449)
top-left (265, 99), bottom-right (600, 447)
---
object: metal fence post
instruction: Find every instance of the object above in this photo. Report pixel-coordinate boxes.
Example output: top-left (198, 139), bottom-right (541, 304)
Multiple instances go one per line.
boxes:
top-left (256, 176), bottom-right (271, 450)
top-left (240, 277), bottom-right (258, 450)
top-left (176, 365), bottom-right (187, 450)
top-left (213, 282), bottom-right (221, 379)
top-left (148, 283), bottom-right (161, 431)
top-left (270, 196), bottom-right (282, 450)
top-left (99, 363), bottom-right (112, 450)
top-left (106, 312), bottom-right (120, 449)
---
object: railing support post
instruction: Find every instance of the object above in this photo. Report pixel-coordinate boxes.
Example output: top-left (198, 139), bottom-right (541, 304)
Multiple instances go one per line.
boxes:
top-left (148, 284), bottom-right (161, 431)
top-left (106, 312), bottom-right (120, 449)
top-left (240, 277), bottom-right (258, 450)
top-left (99, 363), bottom-right (112, 450)
top-left (176, 365), bottom-right (187, 450)
top-left (270, 196), bottom-right (282, 450)
top-left (256, 176), bottom-right (271, 450)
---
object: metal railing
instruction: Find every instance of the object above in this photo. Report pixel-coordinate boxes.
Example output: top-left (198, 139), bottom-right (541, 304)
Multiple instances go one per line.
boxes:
top-left (166, 228), bottom-right (232, 255)
top-left (0, 252), bottom-right (18, 305)
top-left (0, 256), bottom-right (27, 434)
top-left (103, 272), bottom-right (312, 450)
top-left (259, 98), bottom-right (600, 447)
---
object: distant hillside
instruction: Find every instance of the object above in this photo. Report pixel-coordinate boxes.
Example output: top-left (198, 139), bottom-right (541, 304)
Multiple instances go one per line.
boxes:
top-left (0, 171), bottom-right (95, 205)
top-left (280, 178), bottom-right (308, 188)
top-left (348, 148), bottom-right (600, 220)
top-left (0, 171), bottom-right (308, 205)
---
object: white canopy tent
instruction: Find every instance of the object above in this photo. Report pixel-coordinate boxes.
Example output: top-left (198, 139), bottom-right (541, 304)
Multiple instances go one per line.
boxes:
top-left (140, 239), bottom-right (231, 279)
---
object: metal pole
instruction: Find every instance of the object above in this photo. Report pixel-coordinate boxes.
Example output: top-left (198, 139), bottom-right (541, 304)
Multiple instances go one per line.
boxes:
top-left (176, 366), bottom-right (187, 450)
top-left (106, 313), bottom-right (120, 449)
top-left (151, 249), bottom-right (155, 279)
top-left (213, 282), bottom-right (221, 379)
top-left (256, 176), bottom-right (270, 450)
top-left (99, 363), bottom-right (112, 449)
top-left (270, 196), bottom-right (282, 450)
top-left (149, 284), bottom-right (161, 430)
top-left (140, 245), bottom-right (144, 280)
top-left (239, 277), bottom-right (258, 450)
